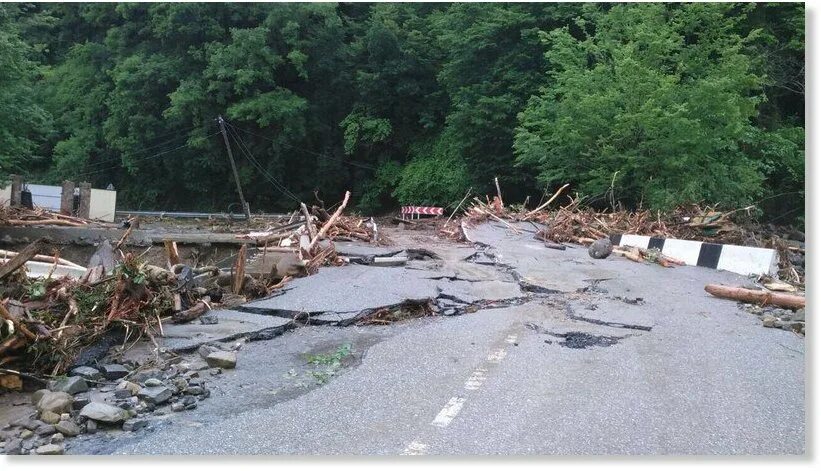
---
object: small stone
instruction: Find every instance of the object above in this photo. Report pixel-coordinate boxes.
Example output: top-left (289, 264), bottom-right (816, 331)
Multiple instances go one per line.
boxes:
top-left (182, 395), bottom-right (196, 406)
top-left (138, 386), bottom-right (174, 405)
top-left (209, 368), bottom-right (222, 376)
top-left (79, 402), bottom-right (129, 423)
top-left (116, 380), bottom-right (141, 395)
top-left (206, 351), bottom-right (237, 369)
top-left (762, 315), bottom-right (777, 328)
top-left (793, 309), bottom-right (805, 322)
top-left (4, 438), bottom-right (23, 455)
top-left (60, 413), bottom-right (70, 421)
top-left (114, 389), bottom-right (132, 399)
top-left (131, 368), bottom-right (162, 384)
top-left (54, 420), bottom-right (80, 437)
top-left (35, 443), bottom-right (64, 455)
top-left (85, 420), bottom-right (97, 434)
top-left (588, 238), bottom-right (614, 259)
top-left (39, 410), bottom-right (61, 425)
top-left (185, 386), bottom-right (204, 396)
top-left (199, 314), bottom-right (218, 325)
top-left (185, 402), bottom-right (197, 410)
top-left (122, 418), bottom-right (148, 432)
top-left (36, 391), bottom-right (74, 415)
top-left (72, 394), bottom-right (91, 410)
top-left (198, 344), bottom-right (220, 359)
top-left (50, 433), bottom-right (64, 444)
top-left (143, 378), bottom-right (164, 387)
top-left (172, 378), bottom-right (188, 391)
top-left (19, 429), bottom-right (33, 439)
top-left (70, 366), bottom-right (102, 381)
top-left (35, 424), bottom-right (56, 436)
top-left (171, 402), bottom-right (185, 412)
top-left (100, 364), bottom-right (129, 380)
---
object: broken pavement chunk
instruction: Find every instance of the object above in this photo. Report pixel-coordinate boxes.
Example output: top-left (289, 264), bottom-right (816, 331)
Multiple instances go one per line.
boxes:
top-left (205, 351), bottom-right (237, 369)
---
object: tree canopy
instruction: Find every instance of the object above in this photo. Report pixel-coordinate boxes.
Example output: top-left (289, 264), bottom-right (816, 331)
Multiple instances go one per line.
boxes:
top-left (0, 2), bottom-right (804, 224)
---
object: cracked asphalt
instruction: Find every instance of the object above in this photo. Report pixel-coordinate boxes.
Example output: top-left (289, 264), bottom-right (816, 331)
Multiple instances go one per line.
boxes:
top-left (66, 222), bottom-right (805, 455)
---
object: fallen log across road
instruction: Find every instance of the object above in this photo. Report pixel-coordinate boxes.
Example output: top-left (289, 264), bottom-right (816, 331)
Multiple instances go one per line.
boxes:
top-left (704, 284), bottom-right (805, 310)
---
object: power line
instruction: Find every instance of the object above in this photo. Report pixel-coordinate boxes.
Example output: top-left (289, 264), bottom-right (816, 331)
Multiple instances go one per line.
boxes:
top-left (225, 124), bottom-right (301, 203)
top-left (72, 132), bottom-right (221, 178)
top-left (226, 121), bottom-right (377, 171)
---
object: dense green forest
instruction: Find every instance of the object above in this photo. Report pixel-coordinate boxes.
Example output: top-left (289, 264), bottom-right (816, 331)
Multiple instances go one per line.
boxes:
top-left (0, 2), bottom-right (804, 222)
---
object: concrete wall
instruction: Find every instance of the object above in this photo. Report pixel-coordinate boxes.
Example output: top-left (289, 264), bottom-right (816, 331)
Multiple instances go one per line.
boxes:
top-left (90, 188), bottom-right (117, 222)
top-left (0, 183), bottom-right (117, 222)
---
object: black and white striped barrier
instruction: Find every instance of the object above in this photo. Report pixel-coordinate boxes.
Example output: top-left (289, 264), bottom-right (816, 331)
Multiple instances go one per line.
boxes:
top-left (609, 234), bottom-right (778, 276)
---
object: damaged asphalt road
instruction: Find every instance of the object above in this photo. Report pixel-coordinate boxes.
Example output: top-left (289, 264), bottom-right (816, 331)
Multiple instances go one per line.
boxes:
top-left (66, 222), bottom-right (804, 455)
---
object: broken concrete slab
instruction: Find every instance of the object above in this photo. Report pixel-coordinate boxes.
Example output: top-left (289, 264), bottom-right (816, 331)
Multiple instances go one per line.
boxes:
top-left (240, 265), bottom-right (440, 316)
top-left (437, 280), bottom-right (524, 305)
top-left (333, 242), bottom-right (402, 258)
top-left (159, 309), bottom-right (293, 352)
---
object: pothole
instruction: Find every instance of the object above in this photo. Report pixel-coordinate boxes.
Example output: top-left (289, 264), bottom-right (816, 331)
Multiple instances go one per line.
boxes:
top-left (550, 331), bottom-right (624, 349)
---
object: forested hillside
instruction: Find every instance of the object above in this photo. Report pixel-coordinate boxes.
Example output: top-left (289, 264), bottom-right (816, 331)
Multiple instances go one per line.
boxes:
top-left (0, 2), bottom-right (804, 222)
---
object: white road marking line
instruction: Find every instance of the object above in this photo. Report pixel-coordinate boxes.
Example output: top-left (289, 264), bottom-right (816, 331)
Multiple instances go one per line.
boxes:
top-left (401, 441), bottom-right (428, 455)
top-left (464, 368), bottom-right (487, 390)
top-left (431, 396), bottom-right (466, 427)
top-left (486, 348), bottom-right (507, 363)
top-left (505, 334), bottom-right (518, 344)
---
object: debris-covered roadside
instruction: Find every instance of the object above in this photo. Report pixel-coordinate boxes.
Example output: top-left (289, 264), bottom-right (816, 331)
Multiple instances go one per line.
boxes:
top-left (0, 192), bottom-right (380, 379)
top-left (433, 183), bottom-right (806, 334)
top-left (0, 191), bottom-right (387, 454)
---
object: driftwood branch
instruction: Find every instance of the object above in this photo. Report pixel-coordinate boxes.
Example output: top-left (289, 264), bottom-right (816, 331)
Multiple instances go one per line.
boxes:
top-left (308, 191), bottom-right (350, 253)
top-left (0, 238), bottom-right (45, 280)
top-left (524, 183), bottom-right (570, 219)
top-left (705, 284), bottom-right (805, 310)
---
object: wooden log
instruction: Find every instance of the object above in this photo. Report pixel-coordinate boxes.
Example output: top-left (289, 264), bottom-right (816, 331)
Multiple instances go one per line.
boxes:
top-left (171, 297), bottom-right (211, 324)
top-left (308, 191), bottom-right (350, 253)
top-left (0, 238), bottom-right (45, 280)
top-left (232, 244), bottom-right (247, 294)
top-left (300, 203), bottom-right (317, 240)
top-left (5, 219), bottom-right (84, 227)
top-left (164, 240), bottom-right (180, 267)
top-left (0, 249), bottom-right (83, 269)
top-left (704, 284), bottom-right (806, 310)
top-left (523, 183), bottom-right (570, 219)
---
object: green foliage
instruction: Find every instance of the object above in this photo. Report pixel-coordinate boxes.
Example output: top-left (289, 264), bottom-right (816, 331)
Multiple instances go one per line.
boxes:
top-left (0, 2), bottom-right (804, 223)
top-left (393, 137), bottom-right (473, 206)
top-left (358, 160), bottom-right (402, 213)
top-left (306, 343), bottom-right (352, 367)
top-left (515, 3), bottom-right (780, 210)
top-left (0, 4), bottom-right (51, 181)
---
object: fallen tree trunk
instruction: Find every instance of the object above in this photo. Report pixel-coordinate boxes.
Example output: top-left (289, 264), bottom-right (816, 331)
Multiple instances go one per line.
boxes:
top-left (704, 284), bottom-right (805, 309)
top-left (0, 239), bottom-right (45, 280)
top-left (171, 296), bottom-right (211, 323)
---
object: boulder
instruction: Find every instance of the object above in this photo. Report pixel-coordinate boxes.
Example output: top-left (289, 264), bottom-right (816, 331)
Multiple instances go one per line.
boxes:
top-left (50, 376), bottom-right (89, 395)
top-left (138, 386), bottom-right (174, 405)
top-left (36, 391), bottom-right (74, 415)
top-left (588, 238), bottom-right (613, 259)
top-left (205, 351), bottom-right (237, 369)
top-left (78, 402), bottom-right (128, 424)
top-left (50, 433), bottom-right (64, 444)
top-left (54, 420), bottom-right (80, 437)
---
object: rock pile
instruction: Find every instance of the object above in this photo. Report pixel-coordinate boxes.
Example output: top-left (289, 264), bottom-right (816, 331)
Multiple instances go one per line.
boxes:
top-left (741, 304), bottom-right (805, 335)
top-left (0, 352), bottom-right (230, 455)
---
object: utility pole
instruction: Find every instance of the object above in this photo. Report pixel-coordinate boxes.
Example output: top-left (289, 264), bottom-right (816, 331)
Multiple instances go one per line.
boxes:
top-left (217, 116), bottom-right (251, 220)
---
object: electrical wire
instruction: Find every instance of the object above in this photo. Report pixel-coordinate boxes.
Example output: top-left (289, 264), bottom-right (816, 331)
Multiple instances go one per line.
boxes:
top-left (72, 132), bottom-right (221, 178)
top-left (224, 124), bottom-right (302, 204)
top-left (226, 121), bottom-right (377, 171)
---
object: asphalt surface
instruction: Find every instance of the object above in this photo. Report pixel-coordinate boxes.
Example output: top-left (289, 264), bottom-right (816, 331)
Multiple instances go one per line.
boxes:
top-left (67, 223), bottom-right (805, 455)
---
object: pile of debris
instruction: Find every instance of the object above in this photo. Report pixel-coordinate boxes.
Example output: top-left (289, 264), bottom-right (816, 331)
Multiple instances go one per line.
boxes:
top-left (0, 206), bottom-right (106, 228)
top-left (0, 191), bottom-right (386, 381)
top-left (451, 184), bottom-right (804, 285)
